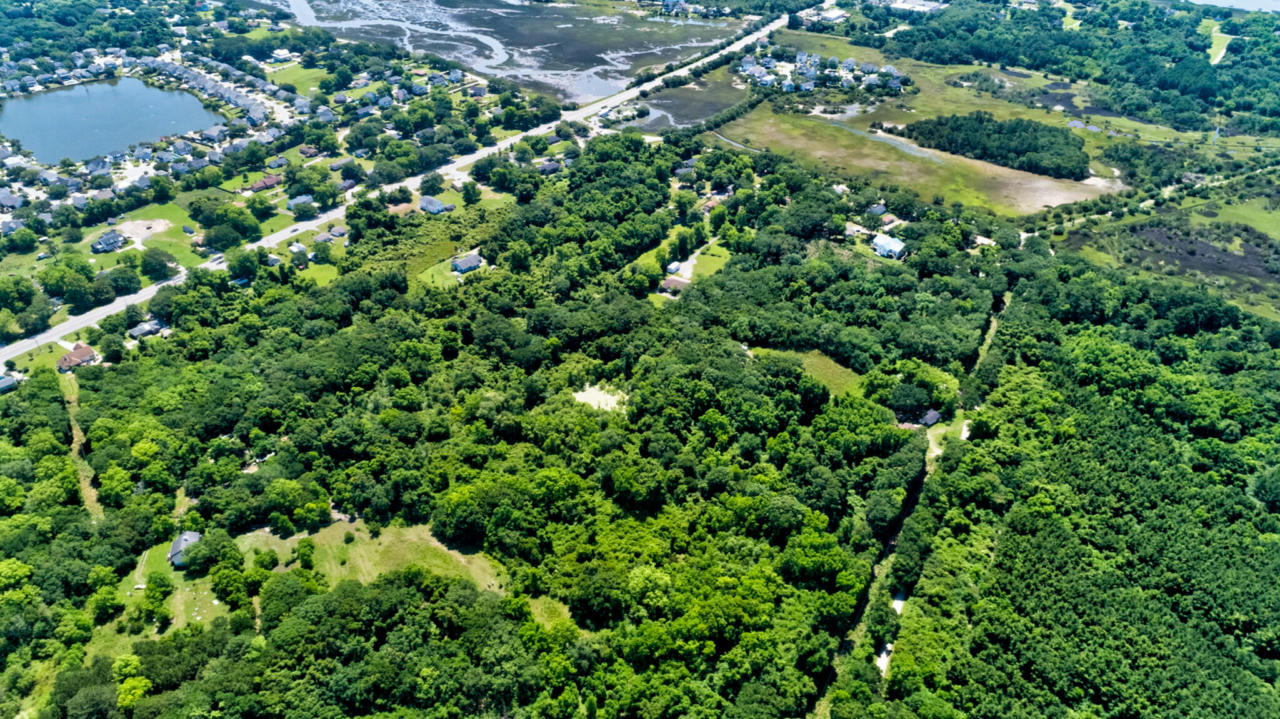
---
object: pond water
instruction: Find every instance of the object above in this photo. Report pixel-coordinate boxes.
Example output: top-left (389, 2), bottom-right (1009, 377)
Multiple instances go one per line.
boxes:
top-left (274, 0), bottom-right (743, 102)
top-left (0, 77), bottom-right (222, 164)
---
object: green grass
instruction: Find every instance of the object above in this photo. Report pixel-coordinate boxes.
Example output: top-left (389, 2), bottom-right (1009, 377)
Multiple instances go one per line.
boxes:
top-left (417, 257), bottom-right (460, 288)
top-left (435, 187), bottom-right (511, 211)
top-left (220, 170), bottom-right (267, 192)
top-left (692, 242), bottom-right (731, 279)
top-left (714, 105), bottom-right (1110, 215)
top-left (237, 521), bottom-right (505, 590)
top-left (763, 29), bottom-right (1278, 163)
top-left (267, 64), bottom-right (331, 95)
top-left (528, 595), bottom-right (578, 631)
top-left (298, 264), bottom-right (339, 286)
top-left (259, 212), bottom-right (295, 235)
top-left (755, 348), bottom-right (862, 397)
top-left (1198, 19), bottom-right (1232, 64)
top-left (11, 343), bottom-right (65, 374)
top-left (1189, 197), bottom-right (1280, 237)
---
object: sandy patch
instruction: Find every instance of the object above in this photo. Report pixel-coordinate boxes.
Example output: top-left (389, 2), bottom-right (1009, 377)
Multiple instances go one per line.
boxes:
top-left (573, 384), bottom-right (625, 411)
top-left (117, 219), bottom-right (172, 248)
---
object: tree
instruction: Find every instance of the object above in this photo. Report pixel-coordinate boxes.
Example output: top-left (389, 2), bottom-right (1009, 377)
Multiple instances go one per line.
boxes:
top-left (246, 193), bottom-right (275, 221)
top-left (292, 202), bottom-right (318, 220)
top-left (225, 248), bottom-right (259, 281)
top-left (462, 182), bottom-right (481, 206)
top-left (5, 227), bottom-right (38, 253)
top-left (100, 334), bottom-right (125, 363)
top-left (420, 172), bottom-right (446, 196)
top-left (139, 248), bottom-right (178, 281)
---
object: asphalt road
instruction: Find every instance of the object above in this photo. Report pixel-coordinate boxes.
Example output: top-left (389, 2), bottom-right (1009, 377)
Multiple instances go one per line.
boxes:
top-left (0, 6), bottom-right (813, 368)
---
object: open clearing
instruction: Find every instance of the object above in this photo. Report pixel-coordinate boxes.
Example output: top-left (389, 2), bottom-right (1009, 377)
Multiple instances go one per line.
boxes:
top-left (573, 383), bottom-right (626, 411)
top-left (267, 64), bottom-right (332, 95)
top-left (1189, 197), bottom-right (1280, 237)
top-left (1199, 19), bottom-right (1234, 65)
top-left (715, 107), bottom-right (1114, 214)
top-left (239, 520), bottom-right (505, 591)
top-left (716, 30), bottom-right (1278, 214)
top-left (755, 348), bottom-right (862, 397)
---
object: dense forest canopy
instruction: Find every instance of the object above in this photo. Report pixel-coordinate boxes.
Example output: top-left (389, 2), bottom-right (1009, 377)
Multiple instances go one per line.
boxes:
top-left (0, 128), bottom-right (1276, 719)
top-left (887, 111), bottom-right (1091, 180)
top-left (2, 0), bottom-right (1280, 717)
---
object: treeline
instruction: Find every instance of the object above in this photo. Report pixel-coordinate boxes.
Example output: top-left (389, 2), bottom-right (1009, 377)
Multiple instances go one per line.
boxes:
top-left (887, 111), bottom-right (1091, 180)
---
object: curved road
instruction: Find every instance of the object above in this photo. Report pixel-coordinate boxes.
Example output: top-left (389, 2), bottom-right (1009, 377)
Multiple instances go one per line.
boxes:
top-left (1, 4), bottom-right (821, 368)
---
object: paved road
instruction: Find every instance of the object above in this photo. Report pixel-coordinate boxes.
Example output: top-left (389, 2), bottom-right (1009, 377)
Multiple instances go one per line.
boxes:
top-left (1, 6), bottom-right (818, 367)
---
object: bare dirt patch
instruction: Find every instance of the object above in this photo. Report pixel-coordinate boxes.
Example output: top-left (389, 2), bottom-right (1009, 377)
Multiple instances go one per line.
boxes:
top-left (117, 219), bottom-right (173, 248)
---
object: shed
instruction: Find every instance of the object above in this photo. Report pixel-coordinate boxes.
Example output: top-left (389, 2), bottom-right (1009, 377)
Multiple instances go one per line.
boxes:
top-left (919, 409), bottom-right (941, 427)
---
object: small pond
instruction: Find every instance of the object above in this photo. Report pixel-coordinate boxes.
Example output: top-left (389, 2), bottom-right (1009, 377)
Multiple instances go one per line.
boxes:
top-left (0, 77), bottom-right (222, 164)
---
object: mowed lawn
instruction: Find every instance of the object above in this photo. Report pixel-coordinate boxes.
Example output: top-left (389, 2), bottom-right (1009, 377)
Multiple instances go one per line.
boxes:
top-left (692, 242), bottom-right (731, 279)
top-left (268, 64), bottom-right (331, 95)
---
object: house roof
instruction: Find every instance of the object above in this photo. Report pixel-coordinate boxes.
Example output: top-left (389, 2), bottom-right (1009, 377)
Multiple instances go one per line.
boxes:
top-left (57, 343), bottom-right (96, 371)
top-left (452, 253), bottom-right (482, 271)
top-left (168, 531), bottom-right (202, 565)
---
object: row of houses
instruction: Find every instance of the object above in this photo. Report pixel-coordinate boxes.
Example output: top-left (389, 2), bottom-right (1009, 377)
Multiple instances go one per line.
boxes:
top-left (738, 49), bottom-right (906, 93)
top-left (138, 55), bottom-right (276, 126)
top-left (0, 46), bottom-right (133, 96)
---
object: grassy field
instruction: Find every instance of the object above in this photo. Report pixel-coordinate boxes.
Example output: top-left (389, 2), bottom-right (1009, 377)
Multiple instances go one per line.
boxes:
top-left (298, 264), bottom-right (339, 286)
top-left (715, 30), bottom-right (1277, 214)
top-left (692, 242), bottom-right (732, 279)
top-left (756, 348), bottom-right (862, 397)
top-left (1189, 197), bottom-right (1280, 236)
top-left (714, 106), bottom-right (1113, 215)
top-left (238, 521), bottom-right (505, 591)
top-left (1199, 19), bottom-right (1233, 65)
top-left (10, 343), bottom-right (65, 374)
top-left (267, 64), bottom-right (331, 95)
top-left (418, 257), bottom-right (460, 288)
top-left (0, 202), bottom-right (203, 282)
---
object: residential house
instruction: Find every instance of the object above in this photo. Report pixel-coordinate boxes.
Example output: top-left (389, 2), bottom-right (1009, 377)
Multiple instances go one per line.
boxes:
top-left (420, 195), bottom-right (446, 214)
top-left (286, 194), bottom-right (313, 210)
top-left (0, 376), bottom-right (18, 394)
top-left (56, 343), bottom-right (97, 372)
top-left (451, 254), bottom-right (482, 273)
top-left (871, 233), bottom-right (905, 259)
top-left (167, 531), bottom-right (202, 567)
top-left (127, 320), bottom-right (163, 339)
top-left (91, 230), bottom-right (127, 253)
